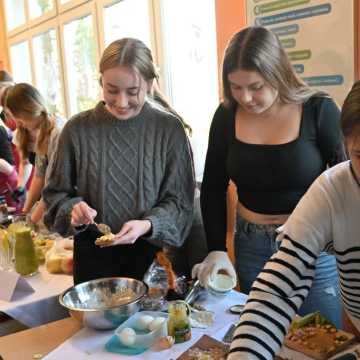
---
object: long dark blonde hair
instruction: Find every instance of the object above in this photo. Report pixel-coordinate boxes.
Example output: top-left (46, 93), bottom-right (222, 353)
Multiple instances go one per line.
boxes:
top-left (5, 83), bottom-right (55, 157)
top-left (222, 26), bottom-right (326, 108)
top-left (100, 38), bottom-right (192, 135)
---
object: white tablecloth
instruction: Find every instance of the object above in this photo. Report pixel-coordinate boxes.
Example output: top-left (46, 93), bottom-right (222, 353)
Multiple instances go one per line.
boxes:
top-left (43, 288), bottom-right (360, 360)
top-left (0, 266), bottom-right (73, 327)
top-left (43, 291), bottom-right (248, 360)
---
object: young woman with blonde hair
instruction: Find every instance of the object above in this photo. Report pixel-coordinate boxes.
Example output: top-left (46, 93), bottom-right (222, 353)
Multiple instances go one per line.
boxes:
top-left (5, 83), bottom-right (63, 223)
top-left (43, 38), bottom-right (194, 284)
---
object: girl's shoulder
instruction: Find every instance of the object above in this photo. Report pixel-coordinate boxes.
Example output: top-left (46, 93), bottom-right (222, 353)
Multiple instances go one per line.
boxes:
top-left (145, 102), bottom-right (185, 132)
top-left (61, 107), bottom-right (96, 134)
top-left (303, 95), bottom-right (338, 111)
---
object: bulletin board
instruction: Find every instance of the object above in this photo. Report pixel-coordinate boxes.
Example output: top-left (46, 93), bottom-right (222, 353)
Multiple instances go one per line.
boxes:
top-left (246, 0), bottom-right (357, 105)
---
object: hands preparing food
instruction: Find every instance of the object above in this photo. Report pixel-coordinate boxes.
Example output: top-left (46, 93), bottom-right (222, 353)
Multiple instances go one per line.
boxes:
top-left (95, 220), bottom-right (152, 247)
top-left (72, 202), bottom-right (152, 247)
top-left (191, 251), bottom-right (237, 288)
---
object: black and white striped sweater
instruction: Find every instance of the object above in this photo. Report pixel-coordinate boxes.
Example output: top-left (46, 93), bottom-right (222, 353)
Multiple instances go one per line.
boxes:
top-left (229, 161), bottom-right (360, 360)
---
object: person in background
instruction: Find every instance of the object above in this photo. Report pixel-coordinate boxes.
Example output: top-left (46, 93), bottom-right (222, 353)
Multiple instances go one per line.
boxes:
top-left (0, 117), bottom-right (18, 211)
top-left (5, 83), bottom-right (63, 223)
top-left (192, 26), bottom-right (346, 327)
top-left (0, 71), bottom-right (15, 133)
top-left (1, 83), bottom-right (34, 207)
top-left (229, 80), bottom-right (360, 359)
top-left (0, 71), bottom-right (20, 210)
top-left (43, 38), bottom-right (194, 284)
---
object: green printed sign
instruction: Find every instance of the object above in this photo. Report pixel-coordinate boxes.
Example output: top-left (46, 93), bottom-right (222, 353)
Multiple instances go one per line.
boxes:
top-left (280, 37), bottom-right (296, 48)
top-left (287, 49), bottom-right (311, 61)
top-left (254, 0), bottom-right (310, 15)
top-left (246, 0), bottom-right (355, 104)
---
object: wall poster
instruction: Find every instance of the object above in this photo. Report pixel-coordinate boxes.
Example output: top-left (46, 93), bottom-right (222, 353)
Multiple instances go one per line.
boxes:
top-left (246, 0), bottom-right (356, 105)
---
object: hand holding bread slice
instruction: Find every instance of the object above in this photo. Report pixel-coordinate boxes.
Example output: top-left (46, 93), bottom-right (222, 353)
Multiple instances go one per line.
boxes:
top-left (95, 232), bottom-right (115, 246)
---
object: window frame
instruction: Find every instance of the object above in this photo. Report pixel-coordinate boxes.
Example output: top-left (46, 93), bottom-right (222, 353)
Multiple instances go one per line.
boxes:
top-left (8, 32), bottom-right (35, 84)
top-left (27, 0), bottom-right (57, 28)
top-left (58, 1), bottom-right (100, 117)
top-left (5, 0), bottom-right (28, 37)
top-left (96, 0), bottom-right (158, 56)
top-left (56, 0), bottom-right (90, 14)
top-left (29, 18), bottom-right (67, 117)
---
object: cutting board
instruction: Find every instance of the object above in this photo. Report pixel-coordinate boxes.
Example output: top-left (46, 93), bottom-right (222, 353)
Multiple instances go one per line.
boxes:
top-left (177, 335), bottom-right (229, 359)
top-left (284, 327), bottom-right (356, 360)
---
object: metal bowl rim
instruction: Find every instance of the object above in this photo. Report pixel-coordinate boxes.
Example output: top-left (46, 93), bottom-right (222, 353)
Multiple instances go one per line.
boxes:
top-left (59, 277), bottom-right (148, 312)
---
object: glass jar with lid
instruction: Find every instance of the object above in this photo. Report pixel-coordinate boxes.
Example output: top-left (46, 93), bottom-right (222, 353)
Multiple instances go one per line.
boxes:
top-left (167, 300), bottom-right (191, 343)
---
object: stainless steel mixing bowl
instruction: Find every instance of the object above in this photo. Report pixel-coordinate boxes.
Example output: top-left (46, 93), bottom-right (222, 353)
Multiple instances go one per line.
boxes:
top-left (59, 277), bottom-right (148, 330)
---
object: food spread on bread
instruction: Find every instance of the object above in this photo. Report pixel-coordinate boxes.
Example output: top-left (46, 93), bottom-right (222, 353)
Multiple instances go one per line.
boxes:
top-left (95, 232), bottom-right (115, 246)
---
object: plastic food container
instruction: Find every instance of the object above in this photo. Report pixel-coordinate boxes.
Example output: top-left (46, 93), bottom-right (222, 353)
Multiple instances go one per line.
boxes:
top-left (208, 273), bottom-right (236, 296)
top-left (114, 311), bottom-right (167, 349)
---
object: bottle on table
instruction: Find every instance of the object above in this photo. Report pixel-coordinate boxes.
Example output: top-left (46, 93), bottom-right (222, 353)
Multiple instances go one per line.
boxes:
top-left (0, 195), bottom-right (9, 224)
top-left (167, 300), bottom-right (191, 343)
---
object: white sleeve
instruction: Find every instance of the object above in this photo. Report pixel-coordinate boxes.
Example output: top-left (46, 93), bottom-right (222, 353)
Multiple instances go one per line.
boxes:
top-left (12, 129), bottom-right (19, 146)
top-left (229, 177), bottom-right (333, 360)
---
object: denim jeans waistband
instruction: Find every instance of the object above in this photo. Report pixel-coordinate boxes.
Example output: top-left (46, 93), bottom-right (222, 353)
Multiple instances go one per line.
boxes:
top-left (236, 214), bottom-right (282, 235)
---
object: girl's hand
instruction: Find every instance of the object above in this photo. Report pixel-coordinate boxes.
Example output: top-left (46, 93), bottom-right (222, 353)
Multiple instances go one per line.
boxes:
top-left (71, 201), bottom-right (97, 227)
top-left (100, 220), bottom-right (151, 247)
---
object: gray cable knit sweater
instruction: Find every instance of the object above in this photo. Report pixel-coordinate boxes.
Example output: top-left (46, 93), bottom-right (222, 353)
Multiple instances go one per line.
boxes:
top-left (43, 101), bottom-right (195, 248)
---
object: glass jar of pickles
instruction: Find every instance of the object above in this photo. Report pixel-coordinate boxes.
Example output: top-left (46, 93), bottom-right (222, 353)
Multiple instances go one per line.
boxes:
top-left (167, 300), bottom-right (191, 343)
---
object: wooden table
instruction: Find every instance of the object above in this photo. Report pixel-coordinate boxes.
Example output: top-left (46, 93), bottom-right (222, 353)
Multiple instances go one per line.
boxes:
top-left (0, 317), bottom-right (81, 360)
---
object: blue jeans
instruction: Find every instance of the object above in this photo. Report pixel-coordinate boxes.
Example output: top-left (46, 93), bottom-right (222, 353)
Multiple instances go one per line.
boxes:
top-left (234, 215), bottom-right (342, 328)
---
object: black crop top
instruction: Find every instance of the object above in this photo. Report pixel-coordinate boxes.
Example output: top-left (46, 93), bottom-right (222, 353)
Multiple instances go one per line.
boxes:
top-left (201, 96), bottom-right (347, 251)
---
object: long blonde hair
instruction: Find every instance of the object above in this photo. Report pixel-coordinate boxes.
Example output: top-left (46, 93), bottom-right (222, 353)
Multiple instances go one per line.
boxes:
top-left (222, 26), bottom-right (326, 108)
top-left (5, 83), bottom-right (55, 157)
top-left (100, 38), bottom-right (192, 135)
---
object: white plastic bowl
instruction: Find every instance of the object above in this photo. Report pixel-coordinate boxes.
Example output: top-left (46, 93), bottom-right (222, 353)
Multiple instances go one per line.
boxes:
top-left (208, 273), bottom-right (236, 295)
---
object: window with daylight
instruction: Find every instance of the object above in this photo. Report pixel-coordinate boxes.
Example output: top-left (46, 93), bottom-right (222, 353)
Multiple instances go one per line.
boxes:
top-left (28, 0), bottom-right (55, 20)
top-left (32, 28), bottom-right (65, 116)
top-left (4, 0), bottom-right (219, 127)
top-left (103, 0), bottom-right (152, 48)
top-left (63, 14), bottom-right (99, 115)
top-left (159, 0), bottom-right (219, 181)
top-left (4, 0), bottom-right (26, 31)
top-left (10, 41), bottom-right (32, 84)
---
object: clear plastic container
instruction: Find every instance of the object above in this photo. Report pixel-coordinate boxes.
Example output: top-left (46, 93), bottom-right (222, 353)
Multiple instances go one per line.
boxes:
top-left (0, 229), bottom-right (12, 271)
top-left (167, 300), bottom-right (191, 343)
top-left (114, 311), bottom-right (167, 349)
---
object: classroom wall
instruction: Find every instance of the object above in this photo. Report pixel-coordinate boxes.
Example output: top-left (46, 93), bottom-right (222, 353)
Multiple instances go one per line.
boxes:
top-left (214, 0), bottom-right (360, 85)
top-left (214, 0), bottom-right (246, 262)
top-left (215, 0), bottom-right (246, 74)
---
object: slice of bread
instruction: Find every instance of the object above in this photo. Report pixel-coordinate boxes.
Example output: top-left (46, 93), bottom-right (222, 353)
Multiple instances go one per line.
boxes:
top-left (95, 233), bottom-right (115, 246)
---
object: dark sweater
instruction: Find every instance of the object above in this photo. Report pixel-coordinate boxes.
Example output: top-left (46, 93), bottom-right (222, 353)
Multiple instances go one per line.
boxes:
top-left (43, 101), bottom-right (195, 248)
top-left (0, 126), bottom-right (13, 164)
